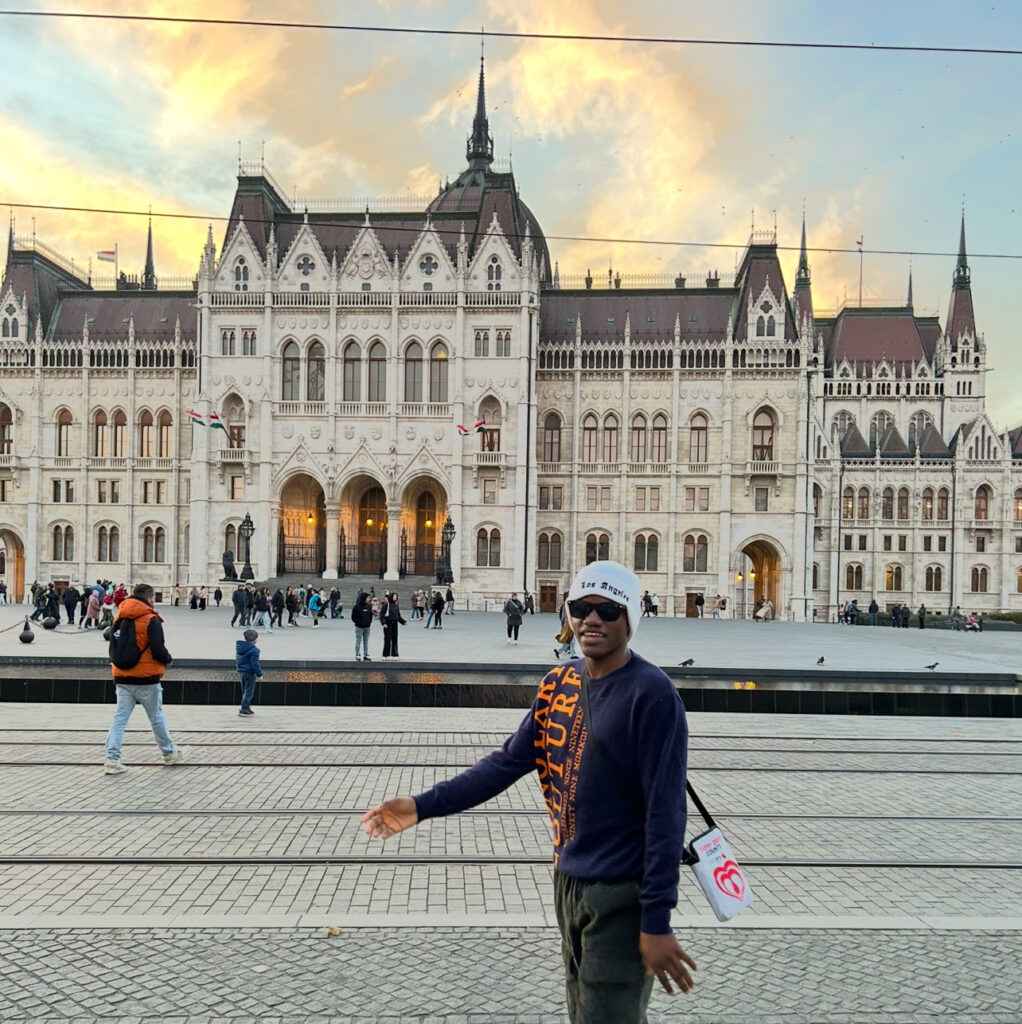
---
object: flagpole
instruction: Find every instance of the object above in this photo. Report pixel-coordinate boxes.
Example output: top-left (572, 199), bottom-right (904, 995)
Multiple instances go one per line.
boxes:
top-left (858, 236), bottom-right (863, 308)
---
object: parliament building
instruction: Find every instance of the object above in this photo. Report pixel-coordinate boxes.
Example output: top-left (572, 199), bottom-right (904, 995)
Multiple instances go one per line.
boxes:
top-left (1, 60), bottom-right (1020, 619)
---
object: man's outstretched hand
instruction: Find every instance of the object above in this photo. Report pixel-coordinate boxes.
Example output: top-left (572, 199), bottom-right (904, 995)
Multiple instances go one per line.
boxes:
top-left (362, 797), bottom-right (418, 839)
top-left (640, 932), bottom-right (697, 995)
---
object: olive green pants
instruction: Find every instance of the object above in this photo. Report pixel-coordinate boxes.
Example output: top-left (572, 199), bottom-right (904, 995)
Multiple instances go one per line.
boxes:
top-left (553, 872), bottom-right (655, 1024)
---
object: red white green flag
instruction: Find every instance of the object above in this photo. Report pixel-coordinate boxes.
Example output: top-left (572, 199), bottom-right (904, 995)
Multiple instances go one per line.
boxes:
top-left (97, 250), bottom-right (116, 263)
top-left (186, 409), bottom-right (205, 426)
top-left (208, 412), bottom-right (227, 431)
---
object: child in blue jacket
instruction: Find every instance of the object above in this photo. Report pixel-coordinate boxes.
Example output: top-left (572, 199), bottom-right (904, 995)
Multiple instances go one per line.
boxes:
top-left (235, 628), bottom-right (262, 716)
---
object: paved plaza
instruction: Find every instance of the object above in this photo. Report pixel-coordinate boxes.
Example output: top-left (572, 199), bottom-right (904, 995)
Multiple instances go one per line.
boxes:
top-left (0, 609), bottom-right (1021, 1021)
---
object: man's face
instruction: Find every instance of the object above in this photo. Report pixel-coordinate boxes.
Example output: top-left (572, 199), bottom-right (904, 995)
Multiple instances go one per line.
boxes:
top-left (571, 595), bottom-right (629, 659)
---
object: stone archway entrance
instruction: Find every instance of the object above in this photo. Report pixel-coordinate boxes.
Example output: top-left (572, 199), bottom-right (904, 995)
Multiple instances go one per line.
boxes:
top-left (277, 474), bottom-right (326, 575)
top-left (734, 538), bottom-right (782, 620)
top-left (0, 528), bottom-right (25, 603)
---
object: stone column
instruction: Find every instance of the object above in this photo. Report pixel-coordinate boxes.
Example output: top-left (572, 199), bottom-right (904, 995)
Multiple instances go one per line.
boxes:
top-left (384, 500), bottom-right (401, 581)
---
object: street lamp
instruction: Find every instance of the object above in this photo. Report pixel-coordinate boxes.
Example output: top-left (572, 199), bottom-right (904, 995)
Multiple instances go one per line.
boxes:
top-left (239, 512), bottom-right (255, 581)
top-left (435, 514), bottom-right (456, 585)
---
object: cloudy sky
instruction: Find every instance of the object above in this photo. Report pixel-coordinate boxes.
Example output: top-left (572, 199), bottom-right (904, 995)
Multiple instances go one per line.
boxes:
top-left (2, 1), bottom-right (1020, 423)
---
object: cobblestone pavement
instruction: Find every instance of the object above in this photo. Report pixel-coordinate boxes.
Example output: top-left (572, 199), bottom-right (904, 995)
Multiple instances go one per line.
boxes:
top-left (2, 927), bottom-right (1020, 1023)
top-left (0, 704), bottom-right (1020, 1021)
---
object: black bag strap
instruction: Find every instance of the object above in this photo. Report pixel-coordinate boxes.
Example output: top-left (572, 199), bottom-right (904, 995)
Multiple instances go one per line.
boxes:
top-left (578, 665), bottom-right (715, 831)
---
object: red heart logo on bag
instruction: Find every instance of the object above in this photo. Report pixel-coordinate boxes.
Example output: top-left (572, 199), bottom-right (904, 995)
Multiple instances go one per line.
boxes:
top-left (713, 860), bottom-right (745, 900)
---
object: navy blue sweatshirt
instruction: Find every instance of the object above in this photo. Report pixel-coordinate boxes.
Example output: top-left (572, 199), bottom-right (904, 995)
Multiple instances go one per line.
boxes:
top-left (414, 653), bottom-right (687, 933)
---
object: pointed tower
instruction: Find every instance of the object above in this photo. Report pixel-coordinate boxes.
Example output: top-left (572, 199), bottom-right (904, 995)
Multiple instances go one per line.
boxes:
top-left (142, 216), bottom-right (156, 290)
top-left (792, 212), bottom-right (813, 319)
top-left (945, 213), bottom-right (976, 344)
top-left (906, 266), bottom-right (913, 310)
top-left (466, 52), bottom-right (494, 168)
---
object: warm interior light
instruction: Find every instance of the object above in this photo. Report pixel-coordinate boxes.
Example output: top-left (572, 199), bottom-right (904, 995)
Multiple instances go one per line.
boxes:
top-left (736, 573), bottom-right (743, 582)
top-left (307, 514), bottom-right (314, 525)
top-left (749, 570), bottom-right (756, 580)
top-left (366, 517), bottom-right (373, 527)
top-left (425, 519), bottom-right (433, 528)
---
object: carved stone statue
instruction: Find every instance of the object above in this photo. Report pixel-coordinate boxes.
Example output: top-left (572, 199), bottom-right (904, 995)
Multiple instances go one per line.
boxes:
top-left (221, 550), bottom-right (238, 580)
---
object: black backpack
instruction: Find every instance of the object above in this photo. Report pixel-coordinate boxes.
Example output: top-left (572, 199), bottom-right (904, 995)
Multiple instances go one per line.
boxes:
top-left (109, 618), bottom-right (149, 670)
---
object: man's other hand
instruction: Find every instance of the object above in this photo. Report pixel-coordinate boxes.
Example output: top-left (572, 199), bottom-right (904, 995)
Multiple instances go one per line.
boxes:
top-left (362, 797), bottom-right (418, 839)
top-left (640, 932), bottom-right (697, 995)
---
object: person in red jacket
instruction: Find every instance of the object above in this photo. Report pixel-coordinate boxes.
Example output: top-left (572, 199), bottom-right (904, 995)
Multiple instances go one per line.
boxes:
top-left (103, 583), bottom-right (187, 775)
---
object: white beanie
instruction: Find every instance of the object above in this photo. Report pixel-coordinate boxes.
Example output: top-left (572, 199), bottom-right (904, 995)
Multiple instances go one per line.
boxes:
top-left (567, 561), bottom-right (641, 641)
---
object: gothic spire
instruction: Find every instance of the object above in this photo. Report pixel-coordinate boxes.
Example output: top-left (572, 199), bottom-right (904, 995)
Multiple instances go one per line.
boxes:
top-left (906, 265), bottom-right (914, 310)
top-left (142, 214), bottom-right (156, 290)
top-left (953, 211), bottom-right (969, 288)
top-left (466, 49), bottom-right (494, 168)
top-left (796, 210), bottom-right (810, 284)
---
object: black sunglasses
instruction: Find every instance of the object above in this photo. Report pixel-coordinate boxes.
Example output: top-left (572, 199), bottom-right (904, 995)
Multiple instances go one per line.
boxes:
top-left (567, 599), bottom-right (625, 622)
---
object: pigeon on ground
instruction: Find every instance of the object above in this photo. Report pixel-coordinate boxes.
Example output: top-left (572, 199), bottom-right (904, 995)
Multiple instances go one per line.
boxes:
top-left (925, 662), bottom-right (939, 671)
top-left (816, 656), bottom-right (825, 665)
top-left (680, 658), bottom-right (695, 667)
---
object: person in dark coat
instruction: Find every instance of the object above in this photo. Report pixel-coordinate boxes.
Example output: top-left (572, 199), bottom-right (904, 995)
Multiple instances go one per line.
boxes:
top-left (230, 584), bottom-right (247, 628)
top-left (62, 585), bottom-right (80, 625)
top-left (271, 589), bottom-right (285, 629)
top-left (430, 589), bottom-right (445, 629)
top-left (504, 593), bottom-right (525, 645)
top-left (381, 592), bottom-right (407, 658)
top-left (918, 604), bottom-right (926, 629)
top-left (285, 588), bottom-right (300, 626)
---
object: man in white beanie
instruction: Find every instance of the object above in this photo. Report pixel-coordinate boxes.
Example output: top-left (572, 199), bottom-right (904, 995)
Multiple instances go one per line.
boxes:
top-left (363, 561), bottom-right (695, 1022)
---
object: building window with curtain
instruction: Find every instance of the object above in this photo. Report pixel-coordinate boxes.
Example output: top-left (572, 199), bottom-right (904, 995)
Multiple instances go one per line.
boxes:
top-left (343, 342), bottom-right (361, 401)
top-left (404, 342), bottom-right (423, 402)
top-left (630, 415), bottom-right (647, 462)
top-left (603, 415), bottom-right (619, 463)
top-left (429, 343), bottom-right (448, 402)
top-left (752, 410), bottom-right (775, 460)
top-left (651, 414), bottom-right (668, 462)
top-left (543, 414), bottom-right (561, 462)
top-left (307, 342), bottom-right (325, 401)
top-left (282, 342), bottom-right (301, 400)
top-left (689, 414), bottom-right (707, 463)
top-left (368, 342), bottom-right (387, 402)
top-left (581, 415), bottom-right (598, 463)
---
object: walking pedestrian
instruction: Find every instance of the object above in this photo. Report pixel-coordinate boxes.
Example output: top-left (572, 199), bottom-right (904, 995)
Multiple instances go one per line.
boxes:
top-left (381, 592), bottom-right (407, 658)
top-left (172, 583), bottom-right (181, 607)
top-left (103, 583), bottom-right (187, 775)
top-left (445, 586), bottom-right (455, 616)
top-left (363, 561), bottom-right (695, 1020)
top-left (423, 590), bottom-right (437, 629)
top-left (198, 585), bottom-right (208, 611)
top-left (189, 586), bottom-right (199, 610)
top-left (329, 587), bottom-right (340, 620)
top-left (285, 587), bottom-right (300, 626)
top-left (230, 584), bottom-right (247, 628)
top-left (868, 598), bottom-right (879, 627)
top-left (213, 587), bottom-right (223, 608)
top-left (308, 588), bottom-right (323, 626)
top-left (892, 603), bottom-right (901, 628)
top-left (918, 603), bottom-right (926, 629)
top-left (352, 591), bottom-right (373, 661)
top-left (235, 628), bottom-right (262, 716)
top-left (430, 589), bottom-right (444, 629)
top-left (62, 585), bottom-right (80, 625)
top-left (504, 592), bottom-right (525, 645)
top-left (651, 592), bottom-right (660, 616)
top-left (252, 588), bottom-right (272, 631)
top-left (271, 588), bottom-right (285, 629)
top-left (694, 593), bottom-right (704, 618)
top-left (524, 591), bottom-right (535, 614)
top-left (83, 588), bottom-right (101, 630)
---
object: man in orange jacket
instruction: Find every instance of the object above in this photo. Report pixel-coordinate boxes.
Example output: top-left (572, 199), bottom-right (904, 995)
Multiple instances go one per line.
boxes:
top-left (103, 583), bottom-right (187, 775)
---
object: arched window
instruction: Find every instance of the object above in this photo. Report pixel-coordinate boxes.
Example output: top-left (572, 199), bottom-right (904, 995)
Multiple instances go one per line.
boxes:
top-left (630, 414), bottom-right (647, 463)
top-left (56, 409), bottom-right (73, 457)
top-left (403, 342), bottom-right (423, 402)
top-left (137, 410), bottom-right (154, 457)
top-left (971, 566), bottom-right (988, 593)
top-left (585, 532), bottom-right (610, 564)
top-left (112, 411), bottom-right (127, 457)
top-left (234, 258), bottom-right (249, 291)
top-left (225, 524), bottom-right (237, 558)
top-left (682, 533), bottom-right (708, 572)
top-left (10, 317), bottom-right (18, 338)
top-left (908, 411), bottom-right (932, 450)
top-left (242, 330), bottom-right (257, 356)
top-left (689, 414), bottom-right (708, 463)
top-left (633, 533), bottom-right (658, 572)
top-left (476, 527), bottom-right (500, 566)
top-left (870, 411), bottom-right (894, 450)
top-left (925, 566), bottom-right (943, 591)
top-left (368, 342), bottom-right (387, 402)
top-left (975, 485), bottom-right (992, 520)
top-left (846, 564), bottom-right (863, 590)
top-left (881, 487), bottom-right (894, 520)
top-left (857, 487), bottom-right (870, 520)
top-left (842, 486), bottom-right (854, 519)
top-left (603, 415), bottom-right (619, 463)
top-left (766, 315), bottom-right (776, 336)
top-left (922, 487), bottom-right (934, 521)
top-left (1015, 488), bottom-right (1022, 522)
top-left (812, 484), bottom-right (823, 518)
top-left (93, 410), bottom-right (108, 457)
top-left (52, 525), bottom-right (74, 560)
top-left (832, 411), bottom-right (855, 443)
top-left (142, 526), bottom-right (167, 563)
top-left (651, 414), bottom-right (668, 462)
top-left (97, 525), bottom-right (120, 562)
top-left (307, 342), bottom-right (325, 402)
top-left (812, 563), bottom-right (819, 589)
top-left (429, 342), bottom-right (448, 403)
top-left (885, 564), bottom-right (903, 591)
top-left (221, 329), bottom-right (236, 356)
top-left (897, 487), bottom-right (910, 521)
top-left (752, 409), bottom-right (775, 460)
top-left (157, 411), bottom-right (173, 458)
top-left (343, 342), bottom-right (361, 402)
top-left (582, 414), bottom-right (598, 463)
top-left (937, 487), bottom-right (950, 521)
top-left (543, 413), bottom-right (562, 463)
top-left (281, 342), bottom-right (301, 401)
top-left (756, 315), bottom-right (765, 337)
top-left (486, 256), bottom-right (502, 291)
top-left (0, 403), bottom-right (11, 455)
top-left (538, 532), bottom-right (563, 571)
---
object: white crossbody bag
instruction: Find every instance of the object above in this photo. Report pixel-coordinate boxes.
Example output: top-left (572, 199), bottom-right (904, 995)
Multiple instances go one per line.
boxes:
top-left (580, 668), bottom-right (754, 923)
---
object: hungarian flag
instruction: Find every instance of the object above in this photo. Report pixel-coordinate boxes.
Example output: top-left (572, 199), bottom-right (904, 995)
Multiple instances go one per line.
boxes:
top-left (97, 250), bottom-right (116, 263)
top-left (456, 424), bottom-right (470, 436)
top-left (208, 412), bottom-right (227, 432)
top-left (474, 419), bottom-right (487, 433)
top-left (186, 410), bottom-right (205, 426)
top-left (856, 237), bottom-right (863, 249)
